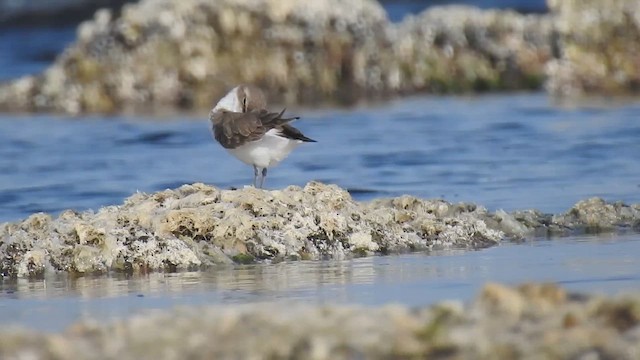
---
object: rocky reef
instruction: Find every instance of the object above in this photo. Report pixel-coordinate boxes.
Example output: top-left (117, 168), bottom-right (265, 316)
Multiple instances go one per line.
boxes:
top-left (0, 282), bottom-right (638, 359)
top-left (0, 0), bottom-right (552, 113)
top-left (1, 182), bottom-right (638, 277)
top-left (0, 0), bottom-right (390, 113)
top-left (1, 0), bottom-right (638, 113)
top-left (545, 0), bottom-right (640, 97)
top-left (391, 6), bottom-right (552, 93)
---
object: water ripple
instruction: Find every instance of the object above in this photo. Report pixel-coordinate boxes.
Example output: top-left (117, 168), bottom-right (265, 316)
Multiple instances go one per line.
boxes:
top-left (1, 94), bottom-right (640, 221)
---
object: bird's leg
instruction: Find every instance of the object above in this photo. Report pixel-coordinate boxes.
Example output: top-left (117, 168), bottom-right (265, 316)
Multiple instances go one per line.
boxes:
top-left (259, 168), bottom-right (268, 189)
top-left (253, 165), bottom-right (259, 188)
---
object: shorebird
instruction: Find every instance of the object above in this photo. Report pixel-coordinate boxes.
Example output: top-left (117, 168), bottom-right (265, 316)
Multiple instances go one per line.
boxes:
top-left (209, 85), bottom-right (316, 188)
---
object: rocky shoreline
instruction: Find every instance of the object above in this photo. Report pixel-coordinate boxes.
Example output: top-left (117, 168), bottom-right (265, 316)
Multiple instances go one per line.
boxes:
top-left (0, 282), bottom-right (638, 358)
top-left (545, 0), bottom-right (640, 97)
top-left (1, 182), bottom-right (638, 277)
top-left (2, 0), bottom-right (635, 114)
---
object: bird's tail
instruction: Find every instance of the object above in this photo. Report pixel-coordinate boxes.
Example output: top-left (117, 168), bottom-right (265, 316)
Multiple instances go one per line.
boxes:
top-left (263, 108), bottom-right (300, 126)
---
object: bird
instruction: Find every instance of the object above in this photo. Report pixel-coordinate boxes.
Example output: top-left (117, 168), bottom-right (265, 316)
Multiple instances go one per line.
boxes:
top-left (209, 84), bottom-right (316, 188)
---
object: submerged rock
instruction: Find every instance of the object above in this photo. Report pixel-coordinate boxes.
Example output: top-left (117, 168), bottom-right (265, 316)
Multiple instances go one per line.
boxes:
top-left (546, 0), bottom-right (640, 97)
top-left (0, 0), bottom-right (551, 113)
top-left (0, 282), bottom-right (638, 359)
top-left (1, 182), bottom-right (639, 277)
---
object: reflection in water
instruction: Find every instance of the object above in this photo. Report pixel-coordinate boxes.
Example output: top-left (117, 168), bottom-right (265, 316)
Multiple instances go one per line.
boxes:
top-left (2, 257), bottom-right (377, 300)
top-left (1, 249), bottom-right (478, 302)
top-left (0, 234), bottom-right (639, 332)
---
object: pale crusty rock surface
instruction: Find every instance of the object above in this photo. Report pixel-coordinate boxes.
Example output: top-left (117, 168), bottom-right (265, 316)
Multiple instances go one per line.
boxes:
top-left (0, 0), bottom-right (552, 114)
top-left (2, 0), bottom-right (639, 113)
top-left (0, 182), bottom-right (502, 277)
top-left (0, 0), bottom-right (391, 113)
top-left (1, 182), bottom-right (639, 277)
top-left (546, 0), bottom-right (640, 97)
top-left (390, 6), bottom-right (552, 93)
top-left (0, 283), bottom-right (639, 359)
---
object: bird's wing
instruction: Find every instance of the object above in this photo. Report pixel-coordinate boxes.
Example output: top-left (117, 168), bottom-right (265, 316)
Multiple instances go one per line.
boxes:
top-left (278, 124), bottom-right (316, 142)
top-left (210, 109), bottom-right (299, 149)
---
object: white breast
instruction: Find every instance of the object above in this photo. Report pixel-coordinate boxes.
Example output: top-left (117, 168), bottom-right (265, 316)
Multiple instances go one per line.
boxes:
top-left (228, 129), bottom-right (301, 169)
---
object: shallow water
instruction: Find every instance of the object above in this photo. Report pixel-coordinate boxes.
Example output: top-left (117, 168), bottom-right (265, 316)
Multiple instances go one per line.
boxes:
top-left (0, 1), bottom-right (639, 335)
top-left (1, 93), bottom-right (640, 222)
top-left (2, 93), bottom-right (640, 334)
top-left (0, 234), bottom-right (638, 332)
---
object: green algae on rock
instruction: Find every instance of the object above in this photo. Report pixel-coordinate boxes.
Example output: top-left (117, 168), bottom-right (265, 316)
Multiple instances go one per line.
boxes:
top-left (0, 0), bottom-right (552, 114)
top-left (1, 182), bottom-right (640, 277)
top-left (546, 0), bottom-right (640, 97)
top-left (0, 283), bottom-right (638, 359)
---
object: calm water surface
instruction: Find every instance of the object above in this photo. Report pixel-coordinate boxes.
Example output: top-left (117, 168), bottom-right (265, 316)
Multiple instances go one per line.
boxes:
top-left (1, 2), bottom-right (639, 333)
top-left (1, 93), bottom-right (640, 333)
top-left (0, 234), bottom-right (638, 332)
top-left (1, 93), bottom-right (639, 222)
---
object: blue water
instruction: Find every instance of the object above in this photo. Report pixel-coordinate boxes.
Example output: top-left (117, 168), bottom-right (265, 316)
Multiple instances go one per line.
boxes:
top-left (0, 234), bottom-right (638, 332)
top-left (1, 0), bottom-right (639, 335)
top-left (2, 93), bottom-right (640, 222)
top-left (0, 26), bottom-right (76, 81)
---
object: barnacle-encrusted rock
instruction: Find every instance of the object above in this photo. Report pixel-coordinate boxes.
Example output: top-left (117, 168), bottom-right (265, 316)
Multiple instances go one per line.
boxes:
top-left (552, 197), bottom-right (640, 233)
top-left (390, 6), bottom-right (553, 93)
top-left (3, 0), bottom-right (639, 111)
top-left (0, 0), bottom-right (552, 114)
top-left (0, 283), bottom-right (639, 358)
top-left (0, 182), bottom-right (504, 277)
top-left (1, 182), bottom-right (639, 277)
top-left (546, 0), bottom-right (640, 97)
top-left (0, 0), bottom-right (390, 113)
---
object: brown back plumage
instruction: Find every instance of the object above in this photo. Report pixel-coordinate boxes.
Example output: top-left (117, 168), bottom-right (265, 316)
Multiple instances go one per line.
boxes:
top-left (210, 85), bottom-right (316, 149)
top-left (211, 108), bottom-right (307, 149)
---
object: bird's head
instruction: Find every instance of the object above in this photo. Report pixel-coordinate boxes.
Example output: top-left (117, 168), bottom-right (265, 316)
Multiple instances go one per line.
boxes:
top-left (212, 84), bottom-right (267, 113)
top-left (237, 84), bottom-right (267, 112)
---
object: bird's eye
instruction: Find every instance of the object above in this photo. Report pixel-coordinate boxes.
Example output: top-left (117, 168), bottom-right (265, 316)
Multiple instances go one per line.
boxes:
top-left (242, 97), bottom-right (247, 112)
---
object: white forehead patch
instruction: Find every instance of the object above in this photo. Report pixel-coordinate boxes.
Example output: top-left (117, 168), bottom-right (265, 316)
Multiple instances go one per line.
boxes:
top-left (212, 86), bottom-right (242, 112)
